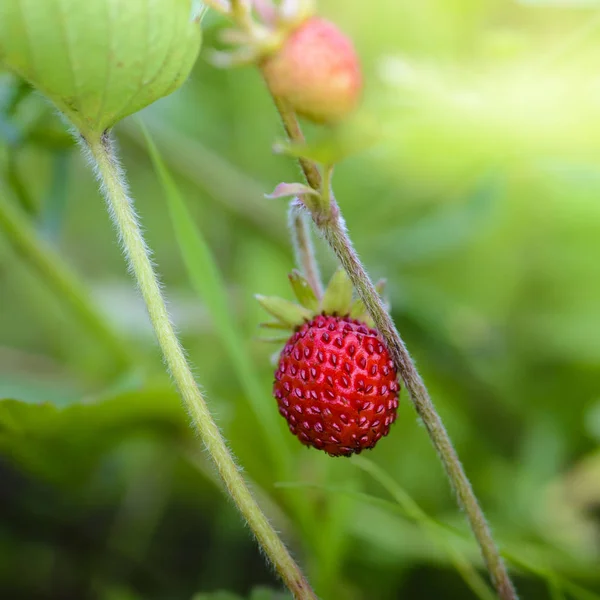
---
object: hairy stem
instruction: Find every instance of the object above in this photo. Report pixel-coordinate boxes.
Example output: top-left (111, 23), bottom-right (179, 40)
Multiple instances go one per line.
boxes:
top-left (289, 204), bottom-right (323, 297)
top-left (85, 131), bottom-right (317, 600)
top-left (0, 192), bottom-right (133, 374)
top-left (323, 215), bottom-right (516, 600)
top-left (268, 104), bottom-right (518, 600)
top-left (271, 96), bottom-right (322, 192)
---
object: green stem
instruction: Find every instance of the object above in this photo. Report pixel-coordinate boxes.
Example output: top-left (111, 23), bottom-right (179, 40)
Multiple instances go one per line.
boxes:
top-left (289, 204), bottom-right (323, 298)
top-left (0, 191), bottom-right (133, 374)
top-left (268, 103), bottom-right (518, 600)
top-left (85, 131), bottom-right (317, 600)
top-left (6, 150), bottom-right (37, 215)
top-left (271, 95), bottom-right (322, 192)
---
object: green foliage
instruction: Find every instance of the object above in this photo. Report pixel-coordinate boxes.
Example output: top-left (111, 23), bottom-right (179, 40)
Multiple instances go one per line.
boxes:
top-left (273, 116), bottom-right (380, 166)
top-left (1, 1), bottom-right (600, 599)
top-left (0, 390), bottom-right (186, 485)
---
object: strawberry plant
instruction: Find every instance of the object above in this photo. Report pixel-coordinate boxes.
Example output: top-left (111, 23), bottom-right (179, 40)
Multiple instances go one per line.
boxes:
top-left (2, 1), bottom-right (600, 600)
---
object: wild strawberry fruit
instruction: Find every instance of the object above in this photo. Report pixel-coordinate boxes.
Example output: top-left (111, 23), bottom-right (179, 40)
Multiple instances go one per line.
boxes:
top-left (257, 270), bottom-right (399, 457)
top-left (261, 17), bottom-right (362, 124)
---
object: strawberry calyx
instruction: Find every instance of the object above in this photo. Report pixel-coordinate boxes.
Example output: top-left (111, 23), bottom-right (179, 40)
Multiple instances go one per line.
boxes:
top-left (256, 268), bottom-right (387, 336)
top-left (208, 0), bottom-right (315, 68)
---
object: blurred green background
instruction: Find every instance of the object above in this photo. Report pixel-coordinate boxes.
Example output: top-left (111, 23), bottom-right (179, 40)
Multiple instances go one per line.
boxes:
top-left (1, 1), bottom-right (600, 599)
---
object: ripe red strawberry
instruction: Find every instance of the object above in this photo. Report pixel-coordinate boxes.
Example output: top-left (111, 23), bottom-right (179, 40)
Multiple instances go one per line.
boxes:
top-left (274, 315), bottom-right (399, 456)
top-left (257, 269), bottom-right (400, 457)
top-left (261, 16), bottom-right (362, 124)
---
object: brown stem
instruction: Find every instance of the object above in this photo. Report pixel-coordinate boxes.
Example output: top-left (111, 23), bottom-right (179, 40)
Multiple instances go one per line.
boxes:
top-left (269, 104), bottom-right (518, 600)
top-left (323, 212), bottom-right (516, 600)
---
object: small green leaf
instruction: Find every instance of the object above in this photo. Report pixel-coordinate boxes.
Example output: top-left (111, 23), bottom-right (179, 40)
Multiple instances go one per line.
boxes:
top-left (288, 269), bottom-right (319, 311)
top-left (255, 295), bottom-right (312, 327)
top-left (273, 116), bottom-right (380, 165)
top-left (321, 268), bottom-right (353, 315)
top-left (259, 321), bottom-right (291, 330)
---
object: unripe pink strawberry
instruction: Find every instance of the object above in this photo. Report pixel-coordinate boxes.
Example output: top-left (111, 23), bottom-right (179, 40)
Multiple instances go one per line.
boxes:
top-left (261, 17), bottom-right (362, 124)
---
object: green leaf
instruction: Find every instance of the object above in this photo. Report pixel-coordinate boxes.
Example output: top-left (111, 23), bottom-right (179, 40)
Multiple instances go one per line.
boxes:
top-left (0, 391), bottom-right (185, 486)
top-left (140, 121), bottom-right (291, 479)
top-left (321, 268), bottom-right (353, 316)
top-left (288, 269), bottom-right (319, 311)
top-left (351, 457), bottom-right (497, 600)
top-left (255, 295), bottom-right (312, 328)
top-left (273, 116), bottom-right (380, 166)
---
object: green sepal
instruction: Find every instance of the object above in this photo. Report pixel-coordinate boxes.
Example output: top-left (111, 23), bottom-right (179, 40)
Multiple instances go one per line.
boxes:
top-left (259, 321), bottom-right (291, 330)
top-left (255, 294), bottom-right (312, 328)
top-left (257, 334), bottom-right (293, 344)
top-left (321, 268), bottom-right (353, 316)
top-left (288, 270), bottom-right (319, 311)
top-left (256, 269), bottom-right (388, 336)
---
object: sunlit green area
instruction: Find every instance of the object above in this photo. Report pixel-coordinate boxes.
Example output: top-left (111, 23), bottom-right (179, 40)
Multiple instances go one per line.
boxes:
top-left (1, 1), bottom-right (600, 599)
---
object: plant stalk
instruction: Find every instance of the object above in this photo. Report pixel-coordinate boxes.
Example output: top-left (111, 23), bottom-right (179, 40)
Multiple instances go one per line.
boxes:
top-left (0, 191), bottom-right (133, 374)
top-left (288, 203), bottom-right (323, 298)
top-left (85, 131), bottom-right (317, 600)
top-left (268, 103), bottom-right (518, 600)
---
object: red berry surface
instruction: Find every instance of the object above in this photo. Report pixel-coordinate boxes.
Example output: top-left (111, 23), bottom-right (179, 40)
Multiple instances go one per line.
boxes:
top-left (261, 17), bottom-right (362, 124)
top-left (274, 315), bottom-right (400, 456)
